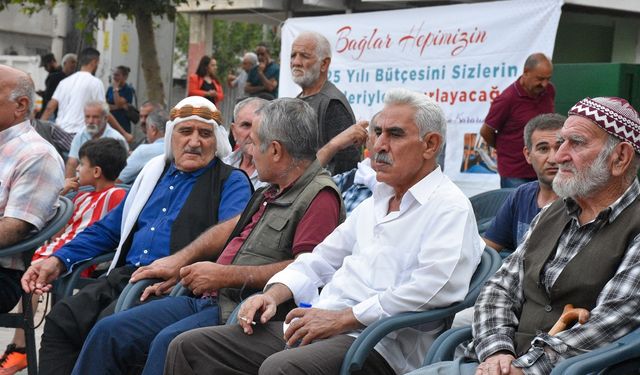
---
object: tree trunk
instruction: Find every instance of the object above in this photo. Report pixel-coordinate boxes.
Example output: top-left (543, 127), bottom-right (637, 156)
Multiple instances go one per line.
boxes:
top-left (134, 10), bottom-right (165, 104)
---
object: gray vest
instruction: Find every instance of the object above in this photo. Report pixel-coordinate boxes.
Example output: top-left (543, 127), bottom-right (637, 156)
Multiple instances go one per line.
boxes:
top-left (514, 197), bottom-right (640, 354)
top-left (217, 159), bottom-right (346, 322)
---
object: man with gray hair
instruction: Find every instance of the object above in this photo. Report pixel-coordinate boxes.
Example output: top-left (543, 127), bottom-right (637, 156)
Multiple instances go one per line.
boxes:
top-left (164, 88), bottom-right (484, 375)
top-left (223, 97), bottom-right (269, 189)
top-left (70, 97), bottom-right (344, 375)
top-left (118, 108), bottom-right (168, 184)
top-left (416, 97), bottom-right (640, 375)
top-left (65, 101), bottom-right (128, 178)
top-left (0, 65), bottom-right (64, 314)
top-left (22, 96), bottom-right (253, 375)
top-left (228, 52), bottom-right (258, 96)
top-left (291, 31), bottom-right (359, 174)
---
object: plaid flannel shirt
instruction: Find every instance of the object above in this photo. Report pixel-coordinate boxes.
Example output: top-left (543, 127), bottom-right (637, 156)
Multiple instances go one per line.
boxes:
top-left (332, 168), bottom-right (372, 215)
top-left (466, 179), bottom-right (640, 374)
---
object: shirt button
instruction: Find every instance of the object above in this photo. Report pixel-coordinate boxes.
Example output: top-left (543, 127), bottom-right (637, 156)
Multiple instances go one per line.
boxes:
top-left (150, 227), bottom-right (155, 231)
top-left (169, 186), bottom-right (174, 190)
top-left (143, 250), bottom-right (148, 254)
top-left (527, 359), bottom-right (533, 365)
top-left (135, 262), bottom-right (140, 267)
top-left (66, 258), bottom-right (71, 262)
top-left (162, 208), bottom-right (167, 213)
top-left (544, 305), bottom-right (553, 312)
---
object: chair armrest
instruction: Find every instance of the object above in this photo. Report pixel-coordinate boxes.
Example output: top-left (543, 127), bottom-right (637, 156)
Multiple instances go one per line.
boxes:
top-left (423, 326), bottom-right (473, 365)
top-left (55, 251), bottom-right (116, 299)
top-left (114, 278), bottom-right (162, 313)
top-left (340, 305), bottom-right (472, 375)
top-left (0, 196), bottom-right (73, 258)
top-left (550, 327), bottom-right (640, 375)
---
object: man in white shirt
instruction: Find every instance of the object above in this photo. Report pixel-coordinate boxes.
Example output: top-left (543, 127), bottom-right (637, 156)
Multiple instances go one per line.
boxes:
top-left (65, 101), bottom-right (128, 177)
top-left (40, 48), bottom-right (105, 135)
top-left (164, 88), bottom-right (484, 375)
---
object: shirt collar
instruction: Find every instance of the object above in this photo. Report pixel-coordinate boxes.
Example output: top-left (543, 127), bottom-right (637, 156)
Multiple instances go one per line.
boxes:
top-left (167, 157), bottom-right (217, 178)
top-left (0, 119), bottom-right (30, 145)
top-left (563, 178), bottom-right (640, 223)
top-left (373, 165), bottom-right (445, 208)
top-left (513, 77), bottom-right (548, 99)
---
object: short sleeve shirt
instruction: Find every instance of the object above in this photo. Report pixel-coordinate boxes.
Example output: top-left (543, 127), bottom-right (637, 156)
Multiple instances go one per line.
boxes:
top-left (247, 61), bottom-right (280, 97)
top-left (52, 71), bottom-right (106, 134)
top-left (484, 181), bottom-right (541, 250)
top-left (68, 125), bottom-right (129, 159)
top-left (0, 120), bottom-right (65, 269)
top-left (485, 79), bottom-right (555, 178)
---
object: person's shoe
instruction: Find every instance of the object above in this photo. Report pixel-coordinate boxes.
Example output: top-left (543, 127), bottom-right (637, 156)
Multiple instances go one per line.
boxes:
top-left (0, 344), bottom-right (27, 374)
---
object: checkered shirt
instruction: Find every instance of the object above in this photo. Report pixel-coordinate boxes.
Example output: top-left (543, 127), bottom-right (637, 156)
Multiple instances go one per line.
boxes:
top-left (0, 120), bottom-right (64, 270)
top-left (466, 179), bottom-right (640, 374)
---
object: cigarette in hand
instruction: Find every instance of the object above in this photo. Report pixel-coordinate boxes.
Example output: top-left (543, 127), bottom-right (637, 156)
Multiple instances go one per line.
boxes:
top-left (239, 316), bottom-right (256, 325)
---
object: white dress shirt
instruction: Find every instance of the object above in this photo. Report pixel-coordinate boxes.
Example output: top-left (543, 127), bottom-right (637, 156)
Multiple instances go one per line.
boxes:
top-left (268, 166), bottom-right (485, 374)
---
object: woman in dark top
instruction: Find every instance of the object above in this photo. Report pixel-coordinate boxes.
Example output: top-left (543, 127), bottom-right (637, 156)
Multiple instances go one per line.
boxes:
top-left (106, 66), bottom-right (135, 133)
top-left (188, 55), bottom-right (224, 105)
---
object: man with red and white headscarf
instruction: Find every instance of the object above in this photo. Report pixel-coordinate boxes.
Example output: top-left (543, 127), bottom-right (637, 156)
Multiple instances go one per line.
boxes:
top-left (22, 96), bottom-right (253, 375)
top-left (416, 97), bottom-right (640, 375)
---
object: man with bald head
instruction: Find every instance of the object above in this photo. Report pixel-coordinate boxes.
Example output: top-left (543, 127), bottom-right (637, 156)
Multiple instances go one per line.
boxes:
top-left (0, 65), bottom-right (64, 313)
top-left (417, 97), bottom-right (640, 375)
top-left (480, 53), bottom-right (555, 188)
top-left (291, 31), bottom-right (359, 174)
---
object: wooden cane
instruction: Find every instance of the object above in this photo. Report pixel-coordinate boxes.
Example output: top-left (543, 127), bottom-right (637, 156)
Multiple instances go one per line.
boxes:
top-left (548, 304), bottom-right (590, 335)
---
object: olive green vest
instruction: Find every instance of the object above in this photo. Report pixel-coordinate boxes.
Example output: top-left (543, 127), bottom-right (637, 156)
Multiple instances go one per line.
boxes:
top-left (217, 160), bottom-right (346, 322)
top-left (514, 197), bottom-right (640, 354)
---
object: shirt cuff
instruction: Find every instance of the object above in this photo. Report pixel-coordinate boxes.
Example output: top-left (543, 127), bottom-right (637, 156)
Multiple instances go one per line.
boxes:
top-left (512, 346), bottom-right (554, 375)
top-left (266, 269), bottom-right (319, 306)
top-left (351, 295), bottom-right (384, 326)
top-left (474, 333), bottom-right (517, 361)
top-left (51, 253), bottom-right (73, 276)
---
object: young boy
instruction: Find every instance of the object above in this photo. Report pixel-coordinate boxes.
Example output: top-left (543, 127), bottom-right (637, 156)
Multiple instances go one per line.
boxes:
top-left (0, 138), bottom-right (128, 375)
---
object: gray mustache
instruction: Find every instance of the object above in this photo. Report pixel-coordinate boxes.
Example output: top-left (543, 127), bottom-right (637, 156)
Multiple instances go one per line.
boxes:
top-left (184, 147), bottom-right (202, 155)
top-left (374, 152), bottom-right (393, 165)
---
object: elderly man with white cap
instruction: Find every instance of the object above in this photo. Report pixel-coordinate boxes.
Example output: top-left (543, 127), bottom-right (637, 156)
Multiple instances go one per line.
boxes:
top-left (414, 96), bottom-right (640, 375)
top-left (21, 96), bottom-right (253, 375)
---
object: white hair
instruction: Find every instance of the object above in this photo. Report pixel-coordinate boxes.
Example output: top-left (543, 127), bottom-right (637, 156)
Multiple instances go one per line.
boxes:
top-left (384, 88), bottom-right (447, 154)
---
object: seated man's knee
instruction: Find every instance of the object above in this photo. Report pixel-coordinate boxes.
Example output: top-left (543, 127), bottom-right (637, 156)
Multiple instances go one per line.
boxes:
top-left (259, 351), bottom-right (309, 375)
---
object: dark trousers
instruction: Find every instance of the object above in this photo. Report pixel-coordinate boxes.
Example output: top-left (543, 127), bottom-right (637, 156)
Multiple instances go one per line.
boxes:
top-left (164, 322), bottom-right (395, 375)
top-left (72, 296), bottom-right (219, 375)
top-left (39, 266), bottom-right (136, 375)
top-left (0, 267), bottom-right (23, 313)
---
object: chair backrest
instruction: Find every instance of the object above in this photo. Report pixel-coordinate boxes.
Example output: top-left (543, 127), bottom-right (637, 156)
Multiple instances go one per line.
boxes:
top-left (0, 196), bottom-right (74, 259)
top-left (469, 188), bottom-right (514, 234)
top-left (339, 247), bottom-right (502, 374)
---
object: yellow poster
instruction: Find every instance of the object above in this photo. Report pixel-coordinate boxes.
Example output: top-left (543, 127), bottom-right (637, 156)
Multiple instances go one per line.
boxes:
top-left (103, 31), bottom-right (110, 50)
top-left (120, 33), bottom-right (129, 54)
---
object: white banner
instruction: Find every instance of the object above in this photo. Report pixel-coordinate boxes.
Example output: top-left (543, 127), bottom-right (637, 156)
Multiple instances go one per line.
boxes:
top-left (280, 0), bottom-right (562, 195)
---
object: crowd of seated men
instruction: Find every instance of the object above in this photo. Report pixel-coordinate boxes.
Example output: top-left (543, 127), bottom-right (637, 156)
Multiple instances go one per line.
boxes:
top-left (2, 31), bottom-right (640, 375)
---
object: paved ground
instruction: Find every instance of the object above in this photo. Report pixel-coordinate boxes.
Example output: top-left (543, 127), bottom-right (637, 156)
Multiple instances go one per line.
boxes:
top-left (0, 297), bottom-right (48, 375)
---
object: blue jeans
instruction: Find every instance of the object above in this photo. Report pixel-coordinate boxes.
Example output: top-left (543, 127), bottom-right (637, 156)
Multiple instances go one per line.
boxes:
top-left (500, 176), bottom-right (536, 189)
top-left (71, 296), bottom-right (219, 375)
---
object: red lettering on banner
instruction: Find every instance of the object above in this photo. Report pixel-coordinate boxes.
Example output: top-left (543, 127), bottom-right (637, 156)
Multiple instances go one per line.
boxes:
top-left (335, 26), bottom-right (393, 60)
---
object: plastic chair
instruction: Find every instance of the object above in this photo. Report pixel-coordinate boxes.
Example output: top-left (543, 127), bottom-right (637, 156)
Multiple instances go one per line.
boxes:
top-left (115, 278), bottom-right (191, 313)
top-left (469, 188), bottom-right (514, 234)
top-left (549, 326), bottom-right (640, 374)
top-left (0, 196), bottom-right (74, 375)
top-left (422, 309), bottom-right (640, 374)
top-left (54, 184), bottom-right (130, 302)
top-left (339, 247), bottom-right (502, 374)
